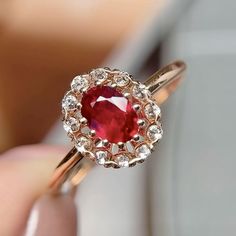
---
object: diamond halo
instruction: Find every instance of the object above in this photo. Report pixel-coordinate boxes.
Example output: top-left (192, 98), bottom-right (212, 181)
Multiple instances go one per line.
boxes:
top-left (61, 68), bottom-right (163, 168)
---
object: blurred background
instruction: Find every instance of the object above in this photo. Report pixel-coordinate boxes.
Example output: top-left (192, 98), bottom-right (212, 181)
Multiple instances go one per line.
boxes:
top-left (0, 0), bottom-right (235, 235)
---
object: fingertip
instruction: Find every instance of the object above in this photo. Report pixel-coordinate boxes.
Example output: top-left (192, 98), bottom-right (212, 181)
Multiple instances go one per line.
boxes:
top-left (24, 194), bottom-right (77, 236)
top-left (0, 144), bottom-right (72, 236)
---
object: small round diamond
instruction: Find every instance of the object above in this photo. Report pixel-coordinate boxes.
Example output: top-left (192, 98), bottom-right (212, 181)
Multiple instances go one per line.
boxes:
top-left (62, 94), bottom-right (78, 111)
top-left (90, 68), bottom-right (108, 83)
top-left (133, 84), bottom-right (150, 99)
top-left (74, 110), bottom-right (83, 120)
top-left (136, 144), bottom-right (151, 160)
top-left (144, 102), bottom-right (161, 120)
top-left (147, 124), bottom-right (163, 141)
top-left (71, 75), bottom-right (89, 92)
top-left (63, 117), bottom-right (79, 133)
top-left (95, 150), bottom-right (107, 165)
top-left (115, 155), bottom-right (129, 168)
top-left (114, 73), bottom-right (130, 87)
top-left (75, 136), bottom-right (91, 153)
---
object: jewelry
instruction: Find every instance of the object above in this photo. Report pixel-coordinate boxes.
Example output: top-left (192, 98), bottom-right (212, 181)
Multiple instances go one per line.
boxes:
top-left (49, 60), bottom-right (186, 194)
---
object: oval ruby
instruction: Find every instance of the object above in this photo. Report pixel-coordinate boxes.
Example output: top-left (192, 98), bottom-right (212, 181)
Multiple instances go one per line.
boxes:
top-left (81, 86), bottom-right (139, 143)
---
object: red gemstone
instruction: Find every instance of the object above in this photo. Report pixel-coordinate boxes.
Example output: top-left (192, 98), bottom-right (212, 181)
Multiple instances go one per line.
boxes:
top-left (81, 86), bottom-right (139, 143)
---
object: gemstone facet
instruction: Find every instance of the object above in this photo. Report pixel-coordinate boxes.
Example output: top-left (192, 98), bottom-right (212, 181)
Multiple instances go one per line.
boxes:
top-left (114, 73), bottom-right (130, 87)
top-left (75, 136), bottom-right (91, 153)
top-left (144, 102), bottom-right (161, 120)
top-left (81, 86), bottom-right (139, 143)
top-left (62, 94), bottom-right (78, 111)
top-left (115, 155), bottom-right (129, 168)
top-left (133, 84), bottom-right (149, 99)
top-left (63, 117), bottom-right (79, 133)
top-left (147, 124), bottom-right (163, 141)
top-left (136, 144), bottom-right (151, 160)
top-left (71, 75), bottom-right (89, 92)
top-left (90, 68), bottom-right (108, 83)
top-left (95, 151), bottom-right (107, 165)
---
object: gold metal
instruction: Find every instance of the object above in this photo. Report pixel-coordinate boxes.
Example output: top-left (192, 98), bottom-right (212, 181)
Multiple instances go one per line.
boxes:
top-left (144, 60), bottom-right (186, 104)
top-left (49, 147), bottom-right (94, 195)
top-left (49, 60), bottom-right (186, 195)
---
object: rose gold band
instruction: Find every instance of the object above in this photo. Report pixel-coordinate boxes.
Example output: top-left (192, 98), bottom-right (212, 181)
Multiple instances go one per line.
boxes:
top-left (144, 60), bottom-right (186, 104)
top-left (48, 60), bottom-right (186, 195)
top-left (49, 147), bottom-right (94, 195)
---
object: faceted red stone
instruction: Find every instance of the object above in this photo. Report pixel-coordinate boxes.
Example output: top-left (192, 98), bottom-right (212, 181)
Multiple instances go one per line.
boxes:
top-left (81, 86), bottom-right (138, 143)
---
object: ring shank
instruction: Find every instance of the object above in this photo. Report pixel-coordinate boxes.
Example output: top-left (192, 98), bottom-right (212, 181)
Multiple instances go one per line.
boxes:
top-left (144, 60), bottom-right (186, 105)
top-left (48, 60), bottom-right (186, 195)
top-left (49, 147), bottom-right (94, 195)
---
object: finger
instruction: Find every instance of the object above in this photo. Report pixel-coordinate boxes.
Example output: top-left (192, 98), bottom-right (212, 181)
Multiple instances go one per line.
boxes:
top-left (25, 194), bottom-right (77, 236)
top-left (0, 145), bottom-right (77, 236)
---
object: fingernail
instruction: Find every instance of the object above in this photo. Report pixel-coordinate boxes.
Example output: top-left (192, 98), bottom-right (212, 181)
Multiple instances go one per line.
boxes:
top-left (24, 194), bottom-right (77, 236)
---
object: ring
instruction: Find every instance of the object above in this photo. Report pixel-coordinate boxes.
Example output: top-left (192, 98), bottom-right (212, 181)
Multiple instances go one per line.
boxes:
top-left (49, 60), bottom-right (186, 194)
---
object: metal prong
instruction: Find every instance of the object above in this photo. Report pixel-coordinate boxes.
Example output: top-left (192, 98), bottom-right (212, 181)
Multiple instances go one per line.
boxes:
top-left (112, 68), bottom-right (120, 72)
top-left (132, 134), bottom-right (140, 142)
top-left (104, 67), bottom-right (111, 71)
top-left (81, 87), bottom-right (88, 93)
top-left (132, 104), bottom-right (141, 112)
top-left (137, 119), bottom-right (145, 127)
top-left (79, 117), bottom-right (87, 125)
top-left (95, 81), bottom-right (102, 86)
top-left (124, 92), bottom-right (130, 98)
top-left (149, 144), bottom-right (154, 150)
top-left (102, 139), bottom-right (109, 147)
top-left (110, 83), bottom-right (117, 88)
top-left (117, 142), bottom-right (125, 149)
top-left (76, 103), bottom-right (82, 109)
top-left (89, 129), bottom-right (96, 137)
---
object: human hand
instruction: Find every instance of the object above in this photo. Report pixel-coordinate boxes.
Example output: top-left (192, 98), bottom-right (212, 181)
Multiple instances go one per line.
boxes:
top-left (0, 145), bottom-right (77, 236)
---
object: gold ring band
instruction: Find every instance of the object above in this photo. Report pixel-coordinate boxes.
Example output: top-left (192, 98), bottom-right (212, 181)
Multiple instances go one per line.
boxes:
top-left (48, 60), bottom-right (186, 195)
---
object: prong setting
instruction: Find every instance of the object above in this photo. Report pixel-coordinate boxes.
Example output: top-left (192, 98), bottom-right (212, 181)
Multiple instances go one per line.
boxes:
top-left (88, 129), bottom-right (96, 137)
top-left (102, 139), bottom-right (109, 147)
top-left (79, 117), bottom-right (87, 125)
top-left (133, 104), bottom-right (141, 112)
top-left (110, 83), bottom-right (117, 88)
top-left (124, 92), bottom-right (130, 98)
top-left (117, 142), bottom-right (125, 149)
top-left (137, 119), bottom-right (145, 127)
top-left (132, 134), bottom-right (140, 142)
top-left (62, 67), bottom-right (163, 168)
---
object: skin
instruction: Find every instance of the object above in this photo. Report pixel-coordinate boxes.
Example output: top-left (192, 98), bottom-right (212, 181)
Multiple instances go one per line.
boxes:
top-left (0, 0), bottom-right (161, 151)
top-left (0, 145), bottom-right (77, 236)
